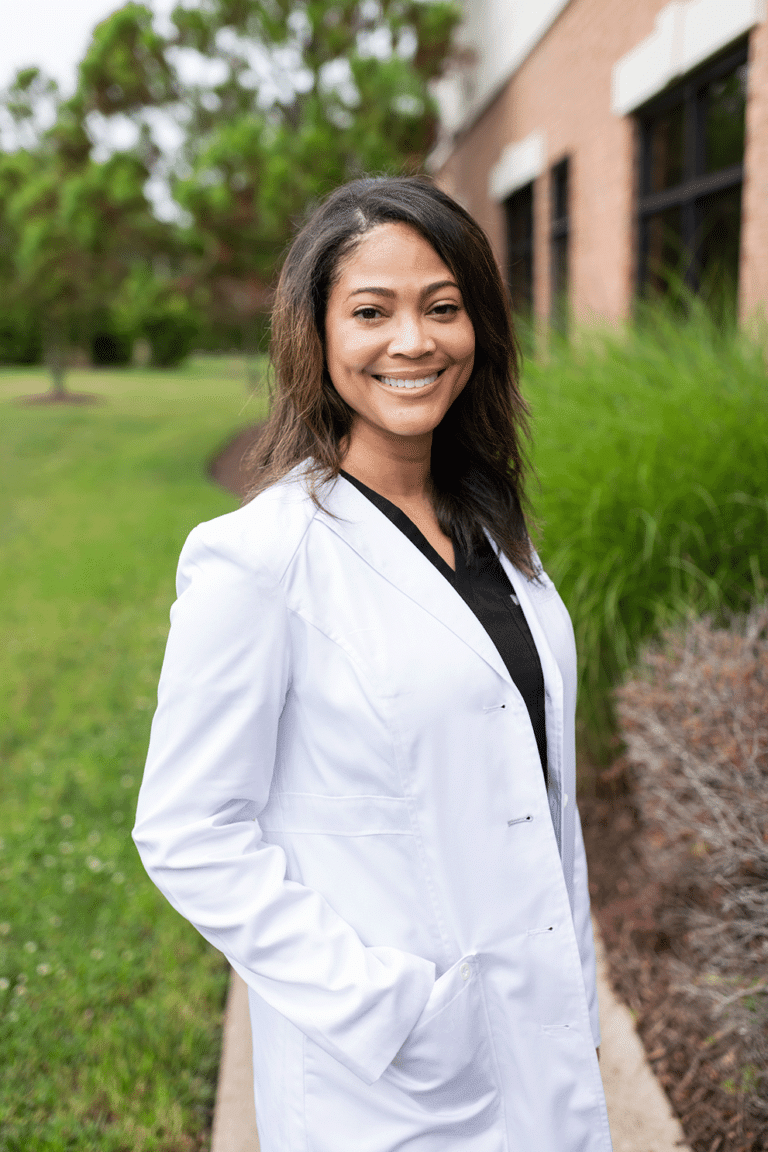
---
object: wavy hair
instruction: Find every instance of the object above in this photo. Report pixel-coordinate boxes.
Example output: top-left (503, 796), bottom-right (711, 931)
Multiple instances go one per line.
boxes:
top-left (244, 175), bottom-right (537, 577)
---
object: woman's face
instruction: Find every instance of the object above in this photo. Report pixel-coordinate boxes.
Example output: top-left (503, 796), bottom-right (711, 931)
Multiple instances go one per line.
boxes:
top-left (324, 222), bottom-right (475, 451)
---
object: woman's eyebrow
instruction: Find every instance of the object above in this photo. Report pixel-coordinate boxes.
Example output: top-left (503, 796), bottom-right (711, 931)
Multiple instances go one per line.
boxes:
top-left (347, 286), bottom-right (396, 299)
top-left (347, 280), bottom-right (460, 300)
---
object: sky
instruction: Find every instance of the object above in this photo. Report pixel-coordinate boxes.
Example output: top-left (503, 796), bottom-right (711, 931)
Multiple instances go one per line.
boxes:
top-left (0, 0), bottom-right (173, 94)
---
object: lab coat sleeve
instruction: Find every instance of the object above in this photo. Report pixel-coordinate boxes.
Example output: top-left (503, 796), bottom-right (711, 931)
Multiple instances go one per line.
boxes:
top-left (132, 522), bottom-right (436, 1086)
top-left (572, 804), bottom-right (601, 1047)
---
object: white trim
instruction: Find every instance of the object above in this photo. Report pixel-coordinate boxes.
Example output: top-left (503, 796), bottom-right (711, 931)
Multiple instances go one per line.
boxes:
top-left (611, 0), bottom-right (766, 116)
top-left (433, 0), bottom-right (572, 144)
top-left (489, 131), bottom-right (546, 201)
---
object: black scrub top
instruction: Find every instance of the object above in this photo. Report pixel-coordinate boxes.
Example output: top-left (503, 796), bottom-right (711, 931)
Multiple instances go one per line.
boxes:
top-left (340, 472), bottom-right (548, 782)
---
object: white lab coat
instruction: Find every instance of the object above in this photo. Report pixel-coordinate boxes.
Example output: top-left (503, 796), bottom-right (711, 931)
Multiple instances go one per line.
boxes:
top-left (133, 467), bottom-right (613, 1152)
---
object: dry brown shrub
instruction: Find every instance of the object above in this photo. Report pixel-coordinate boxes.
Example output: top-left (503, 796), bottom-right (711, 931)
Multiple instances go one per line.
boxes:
top-left (610, 605), bottom-right (768, 1150)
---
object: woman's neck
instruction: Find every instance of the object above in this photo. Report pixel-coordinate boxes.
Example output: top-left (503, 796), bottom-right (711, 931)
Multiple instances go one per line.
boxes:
top-left (340, 424), bottom-right (456, 571)
top-left (340, 426), bottom-right (433, 505)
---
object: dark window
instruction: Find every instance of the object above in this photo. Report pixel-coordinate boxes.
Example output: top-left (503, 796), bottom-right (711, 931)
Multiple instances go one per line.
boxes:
top-left (550, 158), bottom-right (570, 334)
top-left (705, 66), bottom-right (748, 172)
top-left (648, 104), bottom-right (685, 193)
top-left (504, 182), bottom-right (534, 325)
top-left (637, 41), bottom-right (747, 318)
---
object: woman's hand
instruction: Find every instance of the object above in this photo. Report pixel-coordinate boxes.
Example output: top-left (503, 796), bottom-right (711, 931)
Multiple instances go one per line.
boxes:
top-left (385, 955), bottom-right (498, 1113)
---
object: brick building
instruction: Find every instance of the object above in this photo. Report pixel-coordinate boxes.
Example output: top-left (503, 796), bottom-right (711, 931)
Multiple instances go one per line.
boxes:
top-left (431, 0), bottom-right (768, 333)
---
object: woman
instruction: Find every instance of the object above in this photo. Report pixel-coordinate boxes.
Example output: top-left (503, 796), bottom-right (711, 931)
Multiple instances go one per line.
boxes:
top-left (133, 176), bottom-right (612, 1152)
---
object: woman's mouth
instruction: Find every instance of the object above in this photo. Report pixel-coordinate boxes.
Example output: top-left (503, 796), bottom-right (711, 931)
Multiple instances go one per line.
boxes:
top-left (374, 370), bottom-right (443, 390)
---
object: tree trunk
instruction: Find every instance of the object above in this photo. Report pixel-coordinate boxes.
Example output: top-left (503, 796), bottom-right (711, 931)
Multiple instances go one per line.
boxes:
top-left (49, 356), bottom-right (67, 396)
top-left (45, 320), bottom-right (68, 397)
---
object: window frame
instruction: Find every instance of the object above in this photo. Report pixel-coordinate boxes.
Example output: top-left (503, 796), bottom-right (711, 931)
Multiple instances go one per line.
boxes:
top-left (504, 181), bottom-right (535, 323)
top-left (635, 39), bottom-right (748, 297)
top-left (550, 156), bottom-right (570, 334)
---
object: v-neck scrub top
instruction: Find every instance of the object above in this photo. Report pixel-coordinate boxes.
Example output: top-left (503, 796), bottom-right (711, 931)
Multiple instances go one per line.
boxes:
top-left (340, 472), bottom-right (548, 780)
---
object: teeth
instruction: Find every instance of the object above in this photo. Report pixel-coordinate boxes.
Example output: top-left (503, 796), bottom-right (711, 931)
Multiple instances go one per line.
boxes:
top-left (378, 374), bottom-right (439, 389)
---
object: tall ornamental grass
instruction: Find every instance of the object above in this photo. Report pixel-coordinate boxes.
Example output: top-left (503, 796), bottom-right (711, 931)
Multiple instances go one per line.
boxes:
top-left (523, 308), bottom-right (768, 759)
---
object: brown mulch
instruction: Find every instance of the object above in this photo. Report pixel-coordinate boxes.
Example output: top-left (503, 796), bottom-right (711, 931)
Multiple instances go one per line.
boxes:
top-left (17, 391), bottom-right (104, 406)
top-left (208, 422), bottom-right (265, 499)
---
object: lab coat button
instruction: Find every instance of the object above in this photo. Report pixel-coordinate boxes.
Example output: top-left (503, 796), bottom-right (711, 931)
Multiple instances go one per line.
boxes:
top-left (460, 962), bottom-right (471, 981)
top-left (563, 793), bottom-right (569, 807)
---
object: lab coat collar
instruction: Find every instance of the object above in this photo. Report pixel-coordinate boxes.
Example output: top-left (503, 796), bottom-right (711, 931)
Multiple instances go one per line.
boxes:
top-left (316, 474), bottom-right (513, 687)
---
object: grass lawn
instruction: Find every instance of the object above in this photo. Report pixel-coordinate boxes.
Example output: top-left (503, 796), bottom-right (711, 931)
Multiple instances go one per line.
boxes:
top-left (0, 361), bottom-right (265, 1151)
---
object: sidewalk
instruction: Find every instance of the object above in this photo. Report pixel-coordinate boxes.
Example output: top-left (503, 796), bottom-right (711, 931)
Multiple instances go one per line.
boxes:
top-left (210, 972), bottom-right (260, 1152)
top-left (210, 926), bottom-right (689, 1152)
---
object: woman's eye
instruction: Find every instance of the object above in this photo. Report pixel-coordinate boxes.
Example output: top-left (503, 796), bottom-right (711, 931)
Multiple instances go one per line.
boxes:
top-left (430, 303), bottom-right (459, 317)
top-left (354, 307), bottom-right (381, 321)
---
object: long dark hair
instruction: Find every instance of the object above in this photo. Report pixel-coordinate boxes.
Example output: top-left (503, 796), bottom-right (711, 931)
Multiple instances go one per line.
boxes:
top-left (244, 175), bottom-right (538, 578)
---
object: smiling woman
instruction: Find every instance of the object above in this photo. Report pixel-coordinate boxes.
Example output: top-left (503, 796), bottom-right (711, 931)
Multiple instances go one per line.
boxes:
top-left (249, 177), bottom-right (536, 576)
top-left (324, 221), bottom-right (476, 566)
top-left (325, 224), bottom-right (474, 420)
top-left (133, 177), bottom-right (612, 1152)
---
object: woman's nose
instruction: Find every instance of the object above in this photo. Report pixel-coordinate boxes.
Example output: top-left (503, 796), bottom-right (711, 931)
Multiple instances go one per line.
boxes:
top-left (387, 312), bottom-right (436, 357)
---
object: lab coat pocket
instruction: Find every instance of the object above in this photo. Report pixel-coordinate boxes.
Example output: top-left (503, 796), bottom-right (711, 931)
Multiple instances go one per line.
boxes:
top-left (384, 954), bottom-right (500, 1115)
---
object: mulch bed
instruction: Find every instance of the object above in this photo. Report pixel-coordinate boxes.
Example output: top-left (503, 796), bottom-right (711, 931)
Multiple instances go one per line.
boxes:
top-left (208, 422), bottom-right (265, 498)
top-left (209, 424), bottom-right (767, 1152)
top-left (17, 392), bottom-right (104, 406)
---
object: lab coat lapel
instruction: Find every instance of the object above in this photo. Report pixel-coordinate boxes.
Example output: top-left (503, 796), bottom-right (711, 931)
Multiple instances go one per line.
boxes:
top-left (497, 547), bottom-right (567, 845)
top-left (318, 476), bottom-right (513, 686)
top-left (498, 551), bottom-right (564, 714)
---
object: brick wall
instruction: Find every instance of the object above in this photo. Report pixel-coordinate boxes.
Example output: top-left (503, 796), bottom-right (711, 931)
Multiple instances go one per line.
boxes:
top-left (438, 0), bottom-right (768, 329)
top-left (741, 18), bottom-right (768, 326)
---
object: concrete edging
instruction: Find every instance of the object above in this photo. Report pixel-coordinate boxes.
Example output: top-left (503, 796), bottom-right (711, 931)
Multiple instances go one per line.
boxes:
top-left (593, 928), bottom-right (689, 1152)
top-left (210, 972), bottom-right (260, 1152)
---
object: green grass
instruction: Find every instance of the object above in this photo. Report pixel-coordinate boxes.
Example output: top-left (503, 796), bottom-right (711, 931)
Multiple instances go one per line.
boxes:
top-left (523, 308), bottom-right (768, 761)
top-left (0, 361), bottom-right (265, 1151)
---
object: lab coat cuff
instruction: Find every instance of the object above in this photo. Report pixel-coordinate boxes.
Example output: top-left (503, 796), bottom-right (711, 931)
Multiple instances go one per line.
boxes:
top-left (335, 952), bottom-right (437, 1087)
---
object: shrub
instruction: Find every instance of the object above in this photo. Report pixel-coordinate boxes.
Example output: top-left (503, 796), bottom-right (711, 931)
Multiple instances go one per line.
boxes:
top-left (619, 606), bottom-right (768, 979)
top-left (613, 607), bottom-right (768, 1150)
top-left (113, 267), bottom-right (201, 370)
top-left (91, 330), bottom-right (133, 366)
top-left (0, 309), bottom-right (42, 365)
top-left (144, 297), bottom-right (200, 368)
